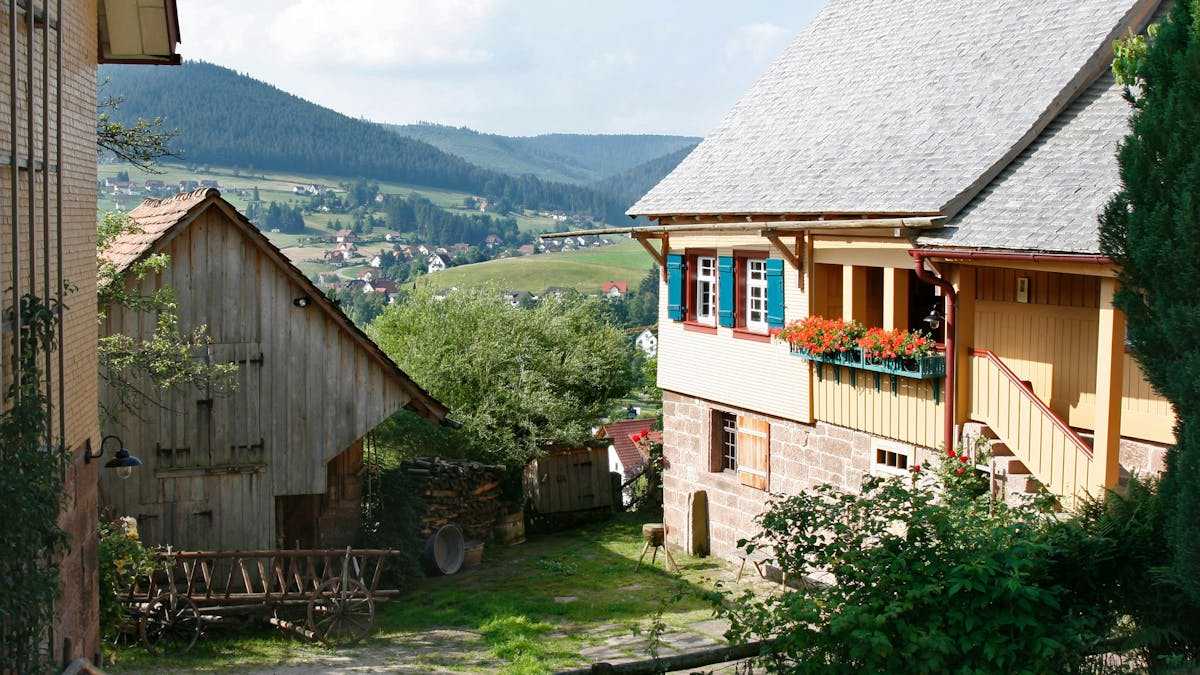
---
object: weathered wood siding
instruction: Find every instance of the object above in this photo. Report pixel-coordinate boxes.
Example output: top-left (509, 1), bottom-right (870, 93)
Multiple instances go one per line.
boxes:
top-left (657, 234), bottom-right (810, 422)
top-left (972, 267), bottom-right (1174, 444)
top-left (100, 207), bottom-right (412, 550)
top-left (524, 446), bottom-right (614, 514)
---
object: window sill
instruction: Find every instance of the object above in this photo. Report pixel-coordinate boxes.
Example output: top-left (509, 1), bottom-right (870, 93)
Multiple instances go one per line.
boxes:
top-left (732, 327), bottom-right (771, 342)
top-left (683, 321), bottom-right (718, 334)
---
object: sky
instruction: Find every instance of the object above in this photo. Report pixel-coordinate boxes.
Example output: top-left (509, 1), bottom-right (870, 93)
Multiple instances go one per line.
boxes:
top-left (178, 0), bottom-right (826, 137)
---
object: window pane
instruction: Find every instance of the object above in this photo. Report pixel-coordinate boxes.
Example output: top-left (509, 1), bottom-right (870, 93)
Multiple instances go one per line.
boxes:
top-left (720, 412), bottom-right (737, 471)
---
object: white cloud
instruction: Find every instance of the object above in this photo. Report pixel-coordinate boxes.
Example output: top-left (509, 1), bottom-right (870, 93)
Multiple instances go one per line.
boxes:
top-left (723, 22), bottom-right (791, 66)
top-left (265, 0), bottom-right (501, 69)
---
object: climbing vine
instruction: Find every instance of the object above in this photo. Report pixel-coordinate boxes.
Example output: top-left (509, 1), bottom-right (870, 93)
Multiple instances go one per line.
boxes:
top-left (0, 294), bottom-right (71, 673)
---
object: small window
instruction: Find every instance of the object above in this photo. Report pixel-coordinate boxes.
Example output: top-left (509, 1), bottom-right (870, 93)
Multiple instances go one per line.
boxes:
top-left (695, 256), bottom-right (717, 325)
top-left (745, 259), bottom-right (768, 333)
top-left (716, 411), bottom-right (737, 471)
top-left (871, 438), bottom-right (912, 477)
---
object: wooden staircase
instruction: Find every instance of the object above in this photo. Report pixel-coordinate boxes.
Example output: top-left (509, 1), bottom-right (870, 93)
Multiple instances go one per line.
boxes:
top-left (966, 349), bottom-right (1101, 509)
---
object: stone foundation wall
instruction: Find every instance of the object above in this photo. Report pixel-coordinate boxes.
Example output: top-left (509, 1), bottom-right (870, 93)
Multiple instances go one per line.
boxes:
top-left (665, 390), bottom-right (1173, 565)
top-left (662, 390), bottom-right (937, 563)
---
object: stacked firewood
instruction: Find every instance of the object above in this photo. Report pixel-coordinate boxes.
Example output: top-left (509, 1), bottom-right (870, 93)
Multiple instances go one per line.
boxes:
top-left (400, 458), bottom-right (507, 541)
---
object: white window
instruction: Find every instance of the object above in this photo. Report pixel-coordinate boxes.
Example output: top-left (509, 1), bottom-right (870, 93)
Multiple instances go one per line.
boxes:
top-left (745, 259), bottom-right (768, 332)
top-left (871, 438), bottom-right (913, 477)
top-left (695, 256), bottom-right (717, 325)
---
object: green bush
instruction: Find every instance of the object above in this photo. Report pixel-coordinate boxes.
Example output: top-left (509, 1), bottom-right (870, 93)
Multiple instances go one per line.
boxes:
top-left (98, 517), bottom-right (157, 641)
top-left (719, 452), bottom-right (1099, 673)
top-left (357, 466), bottom-right (428, 585)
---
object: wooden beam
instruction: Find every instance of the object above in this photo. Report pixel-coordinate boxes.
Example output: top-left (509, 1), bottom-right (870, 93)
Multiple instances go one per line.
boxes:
top-left (763, 232), bottom-right (803, 269)
top-left (843, 265), bottom-right (868, 323)
top-left (633, 233), bottom-right (669, 281)
top-left (1092, 278), bottom-right (1126, 496)
top-left (883, 267), bottom-right (909, 331)
top-left (951, 266), bottom-right (976, 425)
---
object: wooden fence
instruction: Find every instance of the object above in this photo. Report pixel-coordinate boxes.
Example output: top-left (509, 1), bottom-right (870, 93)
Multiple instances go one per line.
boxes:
top-left (524, 446), bottom-right (614, 515)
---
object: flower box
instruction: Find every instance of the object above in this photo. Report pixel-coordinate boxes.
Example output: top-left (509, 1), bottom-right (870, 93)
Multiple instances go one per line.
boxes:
top-left (792, 347), bottom-right (946, 380)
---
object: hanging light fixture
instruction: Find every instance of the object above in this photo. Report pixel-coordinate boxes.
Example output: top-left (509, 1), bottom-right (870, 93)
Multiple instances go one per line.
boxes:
top-left (923, 304), bottom-right (944, 331)
top-left (83, 435), bottom-right (143, 479)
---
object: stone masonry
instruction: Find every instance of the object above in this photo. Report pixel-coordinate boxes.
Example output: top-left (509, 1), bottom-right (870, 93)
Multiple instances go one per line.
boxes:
top-left (661, 390), bottom-right (937, 563)
top-left (663, 391), bottom-right (1170, 564)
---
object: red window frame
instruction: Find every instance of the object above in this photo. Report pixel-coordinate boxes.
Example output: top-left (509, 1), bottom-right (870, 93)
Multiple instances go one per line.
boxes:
top-left (732, 249), bottom-right (770, 341)
top-left (684, 248), bottom-right (718, 333)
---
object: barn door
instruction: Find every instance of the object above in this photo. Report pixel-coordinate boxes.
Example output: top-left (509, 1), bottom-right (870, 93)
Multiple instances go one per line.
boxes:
top-left (736, 416), bottom-right (770, 491)
top-left (208, 342), bottom-right (264, 467)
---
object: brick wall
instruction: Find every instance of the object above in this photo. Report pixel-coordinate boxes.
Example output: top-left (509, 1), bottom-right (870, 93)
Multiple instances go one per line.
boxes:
top-left (1, 0), bottom-right (101, 664)
top-left (662, 390), bottom-right (937, 562)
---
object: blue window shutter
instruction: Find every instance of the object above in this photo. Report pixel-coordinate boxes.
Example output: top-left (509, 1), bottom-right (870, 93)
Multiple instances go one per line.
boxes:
top-left (718, 256), bottom-right (735, 327)
top-left (766, 258), bottom-right (785, 329)
top-left (666, 254), bottom-right (685, 321)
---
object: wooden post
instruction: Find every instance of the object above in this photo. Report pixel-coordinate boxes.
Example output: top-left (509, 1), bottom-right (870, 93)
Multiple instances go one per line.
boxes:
top-left (842, 265), bottom-right (868, 323)
top-left (952, 266), bottom-right (976, 425)
top-left (882, 268), bottom-right (909, 331)
top-left (1092, 277), bottom-right (1125, 496)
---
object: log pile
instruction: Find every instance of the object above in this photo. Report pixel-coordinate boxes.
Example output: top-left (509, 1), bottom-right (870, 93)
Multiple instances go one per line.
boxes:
top-left (400, 458), bottom-right (507, 541)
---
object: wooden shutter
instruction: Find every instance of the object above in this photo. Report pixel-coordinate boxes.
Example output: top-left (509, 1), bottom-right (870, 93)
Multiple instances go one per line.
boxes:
top-left (718, 256), bottom-right (735, 327)
top-left (736, 415), bottom-right (770, 491)
top-left (666, 254), bottom-right (685, 321)
top-left (766, 258), bottom-right (785, 329)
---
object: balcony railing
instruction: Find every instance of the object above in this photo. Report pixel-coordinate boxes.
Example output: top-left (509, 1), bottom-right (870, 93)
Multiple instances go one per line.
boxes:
top-left (791, 347), bottom-right (946, 380)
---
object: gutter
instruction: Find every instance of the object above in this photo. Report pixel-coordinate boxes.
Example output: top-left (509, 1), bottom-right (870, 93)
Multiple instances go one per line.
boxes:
top-left (918, 248), bottom-right (1112, 265)
top-left (539, 216), bottom-right (942, 240)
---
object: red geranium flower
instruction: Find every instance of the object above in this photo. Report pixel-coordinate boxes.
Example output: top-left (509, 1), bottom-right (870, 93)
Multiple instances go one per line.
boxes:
top-left (959, 454), bottom-right (970, 463)
top-left (946, 447), bottom-right (958, 458)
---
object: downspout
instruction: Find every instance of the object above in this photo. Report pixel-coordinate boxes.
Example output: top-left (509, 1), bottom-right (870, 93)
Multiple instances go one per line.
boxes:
top-left (910, 250), bottom-right (957, 454)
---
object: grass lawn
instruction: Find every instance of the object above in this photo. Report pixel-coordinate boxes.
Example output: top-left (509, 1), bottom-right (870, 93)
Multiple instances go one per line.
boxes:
top-left (105, 514), bottom-right (760, 674)
top-left (418, 239), bottom-right (654, 295)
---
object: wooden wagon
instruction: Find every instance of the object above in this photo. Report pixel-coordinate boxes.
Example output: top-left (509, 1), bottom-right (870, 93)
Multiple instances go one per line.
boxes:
top-left (122, 547), bottom-right (401, 652)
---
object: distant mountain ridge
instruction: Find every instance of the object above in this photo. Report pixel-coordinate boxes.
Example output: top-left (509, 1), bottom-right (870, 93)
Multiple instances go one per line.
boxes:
top-left (99, 62), bottom-right (634, 223)
top-left (387, 123), bottom-right (698, 185)
top-left (591, 144), bottom-right (697, 211)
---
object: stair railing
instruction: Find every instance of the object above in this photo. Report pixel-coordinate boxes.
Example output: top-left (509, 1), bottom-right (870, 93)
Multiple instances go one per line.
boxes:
top-left (968, 349), bottom-right (1097, 507)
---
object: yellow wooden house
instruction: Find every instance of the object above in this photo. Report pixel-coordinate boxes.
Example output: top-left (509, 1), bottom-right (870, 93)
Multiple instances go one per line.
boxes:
top-left (548, 0), bottom-right (1173, 560)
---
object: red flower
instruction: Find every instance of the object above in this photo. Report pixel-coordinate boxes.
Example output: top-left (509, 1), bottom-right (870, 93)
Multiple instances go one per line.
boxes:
top-left (955, 467), bottom-right (965, 475)
top-left (959, 454), bottom-right (970, 463)
top-left (946, 447), bottom-right (958, 458)
top-left (911, 464), bottom-right (921, 473)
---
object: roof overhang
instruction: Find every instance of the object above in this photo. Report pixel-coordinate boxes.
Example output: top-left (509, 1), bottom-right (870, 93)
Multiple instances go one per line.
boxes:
top-left (539, 216), bottom-right (944, 240)
top-left (98, 0), bottom-right (182, 65)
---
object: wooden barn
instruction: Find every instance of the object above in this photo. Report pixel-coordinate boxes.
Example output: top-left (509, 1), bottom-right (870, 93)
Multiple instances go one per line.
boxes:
top-left (99, 188), bottom-right (449, 551)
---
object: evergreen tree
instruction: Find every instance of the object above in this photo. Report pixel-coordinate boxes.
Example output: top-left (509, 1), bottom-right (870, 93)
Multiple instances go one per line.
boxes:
top-left (1100, 0), bottom-right (1200, 600)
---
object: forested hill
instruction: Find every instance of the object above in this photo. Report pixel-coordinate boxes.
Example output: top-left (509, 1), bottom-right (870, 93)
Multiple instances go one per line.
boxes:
top-left (98, 61), bottom-right (630, 223)
top-left (591, 144), bottom-right (697, 210)
top-left (387, 123), bottom-right (698, 185)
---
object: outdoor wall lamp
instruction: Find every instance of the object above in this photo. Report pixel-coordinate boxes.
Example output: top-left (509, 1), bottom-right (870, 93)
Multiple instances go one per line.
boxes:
top-left (83, 435), bottom-right (143, 479)
top-left (923, 305), bottom-right (944, 331)
top-left (293, 296), bottom-right (313, 308)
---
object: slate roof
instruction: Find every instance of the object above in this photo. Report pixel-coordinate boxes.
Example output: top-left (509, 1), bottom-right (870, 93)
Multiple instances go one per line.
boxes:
top-left (919, 73), bottom-right (1130, 254)
top-left (630, 0), bottom-right (1155, 218)
top-left (102, 189), bottom-right (450, 423)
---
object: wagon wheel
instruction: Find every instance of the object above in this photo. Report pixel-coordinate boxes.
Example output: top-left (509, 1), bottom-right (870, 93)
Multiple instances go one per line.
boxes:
top-left (140, 590), bottom-right (201, 654)
top-left (307, 577), bottom-right (375, 646)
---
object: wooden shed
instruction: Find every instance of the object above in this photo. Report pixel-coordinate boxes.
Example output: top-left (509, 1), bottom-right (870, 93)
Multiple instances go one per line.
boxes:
top-left (99, 189), bottom-right (449, 551)
top-left (523, 442), bottom-right (615, 516)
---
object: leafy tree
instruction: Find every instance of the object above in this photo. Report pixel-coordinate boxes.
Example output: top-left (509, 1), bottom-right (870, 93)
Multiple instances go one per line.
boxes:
top-left (96, 85), bottom-right (177, 172)
top-left (97, 212), bottom-right (238, 420)
top-left (1100, 0), bottom-right (1200, 601)
top-left (368, 288), bottom-right (637, 467)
